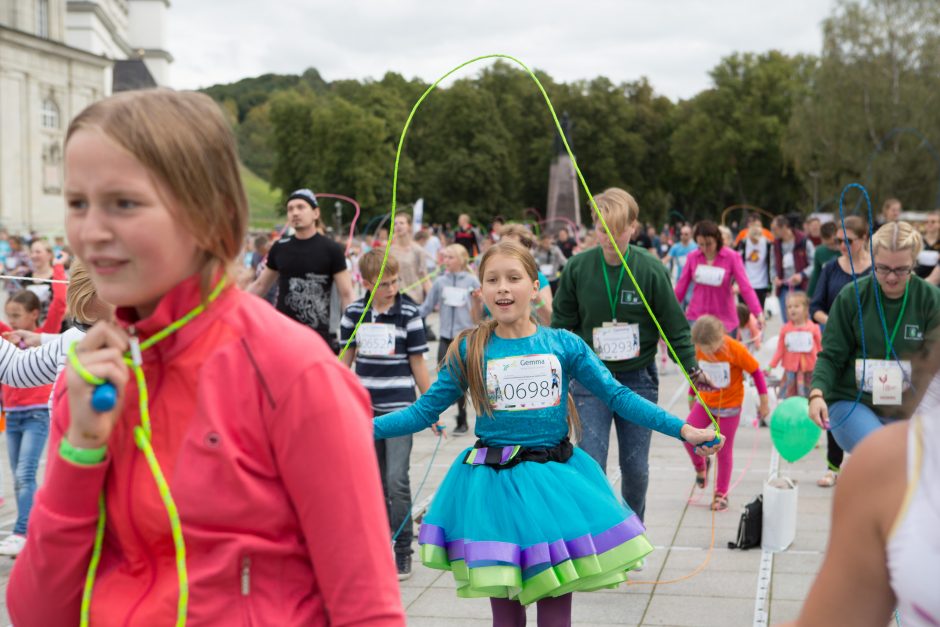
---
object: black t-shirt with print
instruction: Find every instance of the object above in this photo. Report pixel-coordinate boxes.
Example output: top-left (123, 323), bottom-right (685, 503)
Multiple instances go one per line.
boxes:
top-left (266, 233), bottom-right (346, 341)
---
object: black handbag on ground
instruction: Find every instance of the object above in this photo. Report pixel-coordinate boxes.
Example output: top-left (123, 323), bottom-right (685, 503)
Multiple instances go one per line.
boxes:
top-left (728, 494), bottom-right (763, 550)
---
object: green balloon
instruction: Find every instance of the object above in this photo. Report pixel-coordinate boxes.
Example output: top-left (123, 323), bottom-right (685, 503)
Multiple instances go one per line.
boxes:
top-left (770, 397), bottom-right (821, 463)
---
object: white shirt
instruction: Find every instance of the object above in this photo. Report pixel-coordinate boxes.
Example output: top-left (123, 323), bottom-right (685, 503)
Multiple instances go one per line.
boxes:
top-left (743, 237), bottom-right (770, 289)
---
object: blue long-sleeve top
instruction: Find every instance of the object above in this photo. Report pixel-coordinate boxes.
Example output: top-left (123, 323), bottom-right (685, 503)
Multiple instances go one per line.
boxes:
top-left (373, 325), bottom-right (685, 446)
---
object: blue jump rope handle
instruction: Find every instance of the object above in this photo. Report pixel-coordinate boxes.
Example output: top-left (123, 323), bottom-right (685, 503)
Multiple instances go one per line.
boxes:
top-left (702, 437), bottom-right (722, 448)
top-left (91, 382), bottom-right (117, 412)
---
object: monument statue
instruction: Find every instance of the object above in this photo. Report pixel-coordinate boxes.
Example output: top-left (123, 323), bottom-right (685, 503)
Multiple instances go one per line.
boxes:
top-left (546, 111), bottom-right (581, 235)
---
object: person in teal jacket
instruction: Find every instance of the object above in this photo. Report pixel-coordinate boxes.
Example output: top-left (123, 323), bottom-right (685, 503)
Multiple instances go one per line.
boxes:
top-left (374, 240), bottom-right (722, 625)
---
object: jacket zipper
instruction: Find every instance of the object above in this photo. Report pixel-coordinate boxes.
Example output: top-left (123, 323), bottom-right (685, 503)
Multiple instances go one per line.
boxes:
top-left (241, 557), bottom-right (251, 596)
top-left (241, 557), bottom-right (255, 626)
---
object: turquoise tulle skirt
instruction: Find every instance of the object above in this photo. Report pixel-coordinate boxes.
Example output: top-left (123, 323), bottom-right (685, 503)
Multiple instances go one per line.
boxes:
top-left (418, 446), bottom-right (652, 605)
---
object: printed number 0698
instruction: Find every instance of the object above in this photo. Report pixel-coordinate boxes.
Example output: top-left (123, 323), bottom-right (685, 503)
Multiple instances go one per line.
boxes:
top-left (502, 380), bottom-right (551, 400)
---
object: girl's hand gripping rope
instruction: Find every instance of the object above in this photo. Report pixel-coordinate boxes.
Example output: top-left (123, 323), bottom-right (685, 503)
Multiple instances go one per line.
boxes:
top-left (66, 322), bottom-right (131, 450)
top-left (689, 367), bottom-right (717, 392)
top-left (680, 424), bottom-right (725, 456)
top-left (432, 422), bottom-right (448, 438)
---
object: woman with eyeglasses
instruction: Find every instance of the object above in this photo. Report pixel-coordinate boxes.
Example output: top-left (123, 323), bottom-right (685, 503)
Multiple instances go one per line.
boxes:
top-left (809, 221), bottom-right (940, 453)
top-left (810, 216), bottom-right (872, 327)
top-left (808, 216), bottom-right (871, 487)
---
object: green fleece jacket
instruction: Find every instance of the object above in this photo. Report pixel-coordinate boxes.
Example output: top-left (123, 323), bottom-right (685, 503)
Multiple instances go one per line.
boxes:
top-left (551, 245), bottom-right (697, 373)
top-left (807, 245), bottom-right (841, 298)
top-left (812, 274), bottom-right (940, 419)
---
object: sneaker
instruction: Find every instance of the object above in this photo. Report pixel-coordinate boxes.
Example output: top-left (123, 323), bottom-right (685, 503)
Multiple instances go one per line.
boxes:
top-left (396, 553), bottom-right (412, 581)
top-left (453, 423), bottom-right (468, 436)
top-left (0, 534), bottom-right (26, 557)
top-left (817, 470), bottom-right (838, 488)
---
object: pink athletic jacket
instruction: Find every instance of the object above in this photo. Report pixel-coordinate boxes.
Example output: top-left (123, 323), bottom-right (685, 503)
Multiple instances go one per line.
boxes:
top-left (8, 275), bottom-right (406, 626)
top-left (675, 247), bottom-right (763, 333)
top-left (769, 320), bottom-right (822, 373)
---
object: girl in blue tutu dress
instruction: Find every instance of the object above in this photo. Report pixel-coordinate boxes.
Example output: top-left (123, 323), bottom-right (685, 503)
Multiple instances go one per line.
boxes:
top-left (374, 240), bottom-right (723, 626)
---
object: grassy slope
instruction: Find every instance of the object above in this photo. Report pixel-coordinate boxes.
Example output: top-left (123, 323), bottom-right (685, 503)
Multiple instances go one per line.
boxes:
top-left (241, 165), bottom-right (282, 229)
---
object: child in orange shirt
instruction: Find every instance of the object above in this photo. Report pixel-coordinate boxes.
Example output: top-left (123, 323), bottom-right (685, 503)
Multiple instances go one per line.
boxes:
top-left (767, 291), bottom-right (821, 398)
top-left (686, 315), bottom-right (770, 511)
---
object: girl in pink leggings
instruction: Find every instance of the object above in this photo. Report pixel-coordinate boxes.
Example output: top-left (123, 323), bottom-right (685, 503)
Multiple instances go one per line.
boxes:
top-left (684, 315), bottom-right (769, 511)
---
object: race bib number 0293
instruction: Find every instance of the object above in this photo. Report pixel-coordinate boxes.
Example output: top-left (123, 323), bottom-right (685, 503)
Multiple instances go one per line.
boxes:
top-left (592, 323), bottom-right (640, 361)
top-left (486, 354), bottom-right (563, 411)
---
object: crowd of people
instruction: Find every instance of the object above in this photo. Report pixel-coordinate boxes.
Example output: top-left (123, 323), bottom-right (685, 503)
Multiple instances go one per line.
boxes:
top-left (0, 88), bottom-right (933, 627)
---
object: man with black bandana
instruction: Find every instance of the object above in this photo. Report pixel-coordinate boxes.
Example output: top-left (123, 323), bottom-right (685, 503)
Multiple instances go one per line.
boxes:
top-left (248, 189), bottom-right (355, 351)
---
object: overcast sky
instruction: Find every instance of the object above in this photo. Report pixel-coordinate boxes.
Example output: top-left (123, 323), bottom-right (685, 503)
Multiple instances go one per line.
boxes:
top-left (168, 0), bottom-right (837, 102)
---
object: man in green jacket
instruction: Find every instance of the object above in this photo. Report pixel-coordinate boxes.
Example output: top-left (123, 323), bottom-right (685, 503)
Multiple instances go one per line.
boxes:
top-left (552, 188), bottom-right (709, 521)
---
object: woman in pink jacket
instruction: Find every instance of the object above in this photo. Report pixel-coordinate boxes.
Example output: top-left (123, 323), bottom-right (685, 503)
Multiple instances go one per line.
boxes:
top-left (675, 220), bottom-right (764, 337)
top-left (8, 89), bottom-right (405, 626)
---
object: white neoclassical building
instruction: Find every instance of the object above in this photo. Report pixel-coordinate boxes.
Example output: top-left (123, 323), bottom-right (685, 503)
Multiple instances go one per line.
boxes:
top-left (0, 0), bottom-right (171, 233)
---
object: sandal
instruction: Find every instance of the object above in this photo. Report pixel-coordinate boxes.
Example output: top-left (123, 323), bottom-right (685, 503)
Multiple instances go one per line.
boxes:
top-left (816, 470), bottom-right (838, 488)
top-left (711, 493), bottom-right (729, 512)
top-left (695, 457), bottom-right (711, 488)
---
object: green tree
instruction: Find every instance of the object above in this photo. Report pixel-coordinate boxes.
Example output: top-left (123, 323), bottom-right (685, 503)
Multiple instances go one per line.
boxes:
top-left (406, 79), bottom-right (520, 225)
top-left (669, 51), bottom-right (812, 220)
top-left (786, 0), bottom-right (940, 214)
top-left (268, 89), bottom-right (318, 199)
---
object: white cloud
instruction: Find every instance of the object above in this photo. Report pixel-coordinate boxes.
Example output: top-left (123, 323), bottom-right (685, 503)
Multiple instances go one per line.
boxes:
top-left (168, 0), bottom-right (835, 101)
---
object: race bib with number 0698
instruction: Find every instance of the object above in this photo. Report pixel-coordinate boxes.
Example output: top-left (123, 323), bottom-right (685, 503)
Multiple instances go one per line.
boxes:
top-left (486, 354), bottom-right (563, 411)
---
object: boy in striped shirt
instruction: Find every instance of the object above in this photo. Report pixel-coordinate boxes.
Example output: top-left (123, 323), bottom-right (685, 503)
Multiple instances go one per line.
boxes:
top-left (340, 250), bottom-right (430, 580)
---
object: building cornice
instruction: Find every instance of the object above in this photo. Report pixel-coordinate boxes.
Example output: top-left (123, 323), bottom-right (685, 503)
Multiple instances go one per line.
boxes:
top-left (132, 47), bottom-right (173, 63)
top-left (67, 1), bottom-right (134, 56)
top-left (129, 0), bottom-right (171, 7)
top-left (0, 24), bottom-right (112, 68)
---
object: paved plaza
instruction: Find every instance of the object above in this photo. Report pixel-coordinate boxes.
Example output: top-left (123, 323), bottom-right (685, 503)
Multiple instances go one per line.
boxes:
top-left (0, 315), bottom-right (836, 626)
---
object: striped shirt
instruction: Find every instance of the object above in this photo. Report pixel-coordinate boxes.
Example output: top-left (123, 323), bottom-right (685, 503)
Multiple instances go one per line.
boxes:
top-left (0, 326), bottom-right (86, 410)
top-left (340, 294), bottom-right (428, 413)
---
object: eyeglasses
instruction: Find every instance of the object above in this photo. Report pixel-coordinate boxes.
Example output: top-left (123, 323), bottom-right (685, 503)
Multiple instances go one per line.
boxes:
top-left (874, 264), bottom-right (913, 278)
top-left (833, 237), bottom-right (857, 246)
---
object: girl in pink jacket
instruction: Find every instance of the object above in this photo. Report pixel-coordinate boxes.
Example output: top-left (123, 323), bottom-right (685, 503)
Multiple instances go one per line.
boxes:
top-left (768, 291), bottom-right (822, 398)
top-left (8, 90), bottom-right (405, 627)
top-left (675, 220), bottom-right (764, 336)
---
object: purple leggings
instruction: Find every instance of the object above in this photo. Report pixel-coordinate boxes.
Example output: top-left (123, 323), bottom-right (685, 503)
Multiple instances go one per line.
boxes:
top-left (683, 404), bottom-right (741, 496)
top-left (490, 594), bottom-right (572, 627)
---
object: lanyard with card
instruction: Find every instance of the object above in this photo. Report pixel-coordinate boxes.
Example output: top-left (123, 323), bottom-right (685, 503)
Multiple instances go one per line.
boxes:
top-left (593, 254), bottom-right (640, 360)
top-left (855, 359), bottom-right (911, 404)
top-left (486, 354), bottom-right (563, 411)
top-left (856, 282), bottom-right (911, 404)
top-left (693, 264), bottom-right (726, 287)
